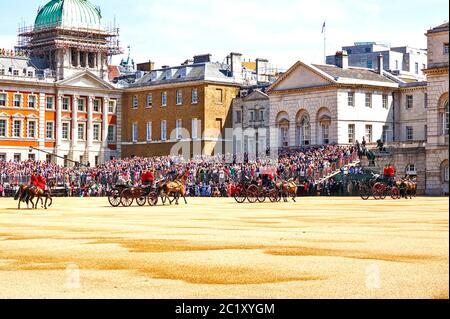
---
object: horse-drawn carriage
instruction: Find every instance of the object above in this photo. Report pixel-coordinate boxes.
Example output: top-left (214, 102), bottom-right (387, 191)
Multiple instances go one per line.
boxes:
top-left (359, 172), bottom-right (417, 200)
top-left (232, 176), bottom-right (298, 204)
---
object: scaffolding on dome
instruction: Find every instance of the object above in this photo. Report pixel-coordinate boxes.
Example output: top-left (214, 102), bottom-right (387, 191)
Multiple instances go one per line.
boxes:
top-left (16, 23), bottom-right (123, 59)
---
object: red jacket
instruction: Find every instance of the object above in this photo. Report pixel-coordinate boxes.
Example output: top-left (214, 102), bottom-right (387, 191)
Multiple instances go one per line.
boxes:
top-left (141, 171), bottom-right (154, 183)
top-left (30, 174), bottom-right (39, 187)
top-left (37, 175), bottom-right (46, 190)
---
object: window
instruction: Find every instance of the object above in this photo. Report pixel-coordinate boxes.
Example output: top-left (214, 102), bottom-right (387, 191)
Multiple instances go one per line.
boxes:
top-left (406, 95), bottom-right (413, 109)
top-left (395, 60), bottom-right (399, 70)
top-left (0, 93), bottom-right (6, 106)
top-left (382, 94), bottom-right (388, 109)
top-left (382, 125), bottom-right (389, 142)
top-left (249, 111), bottom-right (255, 122)
top-left (444, 100), bottom-right (449, 135)
top-left (321, 123), bottom-right (329, 144)
top-left (78, 123), bottom-right (85, 140)
top-left (348, 124), bottom-right (355, 143)
top-left (27, 120), bottom-right (36, 138)
top-left (27, 71), bottom-right (33, 77)
top-left (424, 93), bottom-right (428, 108)
top-left (259, 110), bottom-right (264, 121)
top-left (406, 126), bottom-right (414, 141)
top-left (0, 153), bottom-right (5, 161)
top-left (93, 99), bottom-right (100, 112)
top-left (425, 124), bottom-right (428, 138)
top-left (108, 100), bottom-right (116, 113)
top-left (132, 123), bottom-right (138, 142)
top-left (93, 124), bottom-right (100, 141)
top-left (13, 70), bottom-right (19, 76)
top-left (422, 64), bottom-right (426, 71)
top-left (235, 111), bottom-right (242, 124)
top-left (146, 122), bottom-right (152, 141)
top-left (13, 120), bottom-right (22, 137)
top-left (365, 93), bottom-right (372, 108)
top-left (46, 96), bottom-right (54, 110)
top-left (348, 92), bottom-right (355, 107)
top-left (0, 119), bottom-right (6, 137)
top-left (176, 119), bottom-right (182, 140)
top-left (46, 122), bottom-right (54, 139)
top-left (28, 153), bottom-right (35, 161)
top-left (14, 154), bottom-right (21, 162)
top-left (415, 62), bottom-right (419, 74)
top-left (45, 154), bottom-right (52, 163)
top-left (62, 97), bottom-right (70, 111)
top-left (176, 90), bottom-right (183, 105)
top-left (62, 122), bottom-right (69, 139)
top-left (161, 120), bottom-right (167, 141)
top-left (0, 69), bottom-right (5, 75)
top-left (13, 94), bottom-right (22, 107)
top-left (191, 88), bottom-right (198, 104)
top-left (161, 92), bottom-right (167, 107)
top-left (406, 164), bottom-right (417, 175)
top-left (365, 125), bottom-right (372, 143)
top-left (28, 95), bottom-right (36, 108)
top-left (281, 127), bottom-right (289, 147)
top-left (444, 43), bottom-right (449, 55)
top-left (132, 95), bottom-right (138, 109)
top-left (78, 98), bottom-right (86, 112)
top-left (364, 47), bottom-right (371, 53)
top-left (192, 118), bottom-right (198, 140)
top-left (107, 125), bottom-right (116, 142)
top-left (215, 89), bottom-right (223, 104)
top-left (146, 94), bottom-right (153, 108)
top-left (367, 60), bottom-right (373, 69)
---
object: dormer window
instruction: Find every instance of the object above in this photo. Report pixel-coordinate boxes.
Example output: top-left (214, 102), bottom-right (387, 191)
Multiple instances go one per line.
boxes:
top-left (27, 71), bottom-right (34, 77)
top-left (165, 69), bottom-right (172, 80)
top-left (13, 70), bottom-right (19, 76)
top-left (180, 67), bottom-right (187, 78)
top-left (150, 72), bottom-right (157, 81)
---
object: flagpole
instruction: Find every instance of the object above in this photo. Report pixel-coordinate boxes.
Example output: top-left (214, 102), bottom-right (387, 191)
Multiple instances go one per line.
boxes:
top-left (323, 22), bottom-right (326, 64)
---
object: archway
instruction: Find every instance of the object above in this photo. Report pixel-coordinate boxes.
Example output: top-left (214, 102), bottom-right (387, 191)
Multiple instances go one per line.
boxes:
top-left (317, 107), bottom-right (332, 145)
top-left (276, 111), bottom-right (290, 148)
top-left (296, 110), bottom-right (311, 147)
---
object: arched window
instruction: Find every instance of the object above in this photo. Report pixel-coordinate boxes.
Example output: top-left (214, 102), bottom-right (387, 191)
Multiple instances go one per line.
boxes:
top-left (406, 164), bottom-right (417, 176)
top-left (296, 112), bottom-right (310, 146)
top-left (444, 100), bottom-right (449, 135)
top-left (441, 160), bottom-right (449, 183)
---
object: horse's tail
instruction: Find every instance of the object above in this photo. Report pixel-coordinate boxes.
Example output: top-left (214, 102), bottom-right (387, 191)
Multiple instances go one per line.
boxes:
top-left (14, 186), bottom-right (22, 200)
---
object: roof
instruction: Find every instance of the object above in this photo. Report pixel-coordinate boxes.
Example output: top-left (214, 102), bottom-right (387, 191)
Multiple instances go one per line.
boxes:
top-left (130, 62), bottom-right (242, 88)
top-left (312, 64), bottom-right (396, 83)
top-left (428, 22), bottom-right (449, 34)
top-left (0, 56), bottom-right (37, 71)
top-left (35, 0), bottom-right (102, 30)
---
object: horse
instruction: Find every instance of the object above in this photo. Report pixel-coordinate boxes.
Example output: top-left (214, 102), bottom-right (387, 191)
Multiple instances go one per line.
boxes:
top-left (163, 172), bottom-right (189, 205)
top-left (14, 185), bottom-right (34, 209)
top-left (402, 176), bottom-right (417, 199)
top-left (28, 182), bottom-right (53, 209)
top-left (274, 178), bottom-right (298, 202)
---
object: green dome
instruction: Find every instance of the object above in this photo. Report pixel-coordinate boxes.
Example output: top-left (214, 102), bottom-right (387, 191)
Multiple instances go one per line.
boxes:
top-left (34, 0), bottom-right (102, 30)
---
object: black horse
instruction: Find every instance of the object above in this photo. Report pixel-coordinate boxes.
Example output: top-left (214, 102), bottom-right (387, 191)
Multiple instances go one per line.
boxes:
top-left (14, 185), bottom-right (34, 209)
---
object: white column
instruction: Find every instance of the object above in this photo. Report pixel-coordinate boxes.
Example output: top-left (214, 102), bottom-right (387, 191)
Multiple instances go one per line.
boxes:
top-left (102, 98), bottom-right (109, 160)
top-left (56, 95), bottom-right (63, 149)
top-left (72, 95), bottom-right (78, 148)
top-left (86, 96), bottom-right (94, 166)
top-left (38, 93), bottom-right (46, 160)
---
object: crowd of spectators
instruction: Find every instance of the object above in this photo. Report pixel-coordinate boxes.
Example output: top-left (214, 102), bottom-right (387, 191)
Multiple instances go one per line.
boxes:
top-left (0, 144), bottom-right (359, 198)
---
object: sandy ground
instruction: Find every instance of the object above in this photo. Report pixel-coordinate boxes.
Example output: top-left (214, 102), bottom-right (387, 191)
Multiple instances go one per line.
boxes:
top-left (0, 196), bottom-right (448, 299)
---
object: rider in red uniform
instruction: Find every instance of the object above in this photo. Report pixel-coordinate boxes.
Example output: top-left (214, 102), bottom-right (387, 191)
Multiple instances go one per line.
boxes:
top-left (141, 168), bottom-right (154, 186)
top-left (37, 174), bottom-right (47, 191)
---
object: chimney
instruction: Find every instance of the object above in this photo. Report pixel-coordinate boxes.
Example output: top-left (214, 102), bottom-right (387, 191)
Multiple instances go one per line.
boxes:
top-left (193, 54), bottom-right (211, 64)
top-left (377, 53), bottom-right (384, 75)
top-left (256, 58), bottom-right (269, 83)
top-left (230, 52), bottom-right (243, 81)
top-left (335, 50), bottom-right (349, 69)
top-left (136, 61), bottom-right (155, 72)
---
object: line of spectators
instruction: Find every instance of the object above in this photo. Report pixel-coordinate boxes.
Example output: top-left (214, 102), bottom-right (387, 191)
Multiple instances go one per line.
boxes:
top-left (0, 144), bottom-right (358, 198)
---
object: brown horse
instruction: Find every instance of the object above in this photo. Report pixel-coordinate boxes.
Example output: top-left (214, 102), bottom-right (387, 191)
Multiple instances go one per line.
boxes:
top-left (275, 178), bottom-right (298, 202)
top-left (14, 185), bottom-right (34, 209)
top-left (163, 172), bottom-right (188, 205)
top-left (28, 185), bottom-right (53, 209)
top-left (395, 177), bottom-right (417, 199)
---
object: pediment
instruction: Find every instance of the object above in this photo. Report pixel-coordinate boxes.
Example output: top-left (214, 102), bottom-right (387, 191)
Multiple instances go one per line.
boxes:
top-left (269, 61), bottom-right (335, 92)
top-left (243, 90), bottom-right (269, 101)
top-left (57, 71), bottom-right (116, 90)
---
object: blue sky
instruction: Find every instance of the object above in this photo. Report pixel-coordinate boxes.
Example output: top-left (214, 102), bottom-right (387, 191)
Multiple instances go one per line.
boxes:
top-left (0, 0), bottom-right (448, 70)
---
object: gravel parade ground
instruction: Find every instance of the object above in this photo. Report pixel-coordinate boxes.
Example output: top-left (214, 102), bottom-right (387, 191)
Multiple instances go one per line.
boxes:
top-left (0, 197), bottom-right (448, 299)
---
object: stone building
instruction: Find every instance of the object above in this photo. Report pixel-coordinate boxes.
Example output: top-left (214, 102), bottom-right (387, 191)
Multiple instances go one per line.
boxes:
top-left (0, 0), bottom-right (122, 166)
top-left (326, 42), bottom-right (427, 81)
top-left (267, 52), bottom-right (398, 149)
top-left (424, 22), bottom-right (449, 195)
top-left (231, 84), bottom-right (271, 157)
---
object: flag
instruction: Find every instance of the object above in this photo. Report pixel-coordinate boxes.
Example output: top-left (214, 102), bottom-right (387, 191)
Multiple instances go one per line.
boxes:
top-left (321, 22), bottom-right (326, 34)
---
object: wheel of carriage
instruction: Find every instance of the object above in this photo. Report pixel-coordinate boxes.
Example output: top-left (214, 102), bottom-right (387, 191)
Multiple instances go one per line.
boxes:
top-left (360, 185), bottom-right (371, 200)
top-left (246, 184), bottom-right (259, 203)
top-left (136, 190), bottom-right (147, 207)
top-left (268, 189), bottom-right (279, 202)
top-left (120, 188), bottom-right (134, 207)
top-left (390, 187), bottom-right (400, 200)
top-left (108, 189), bottom-right (122, 207)
top-left (257, 187), bottom-right (266, 203)
top-left (233, 184), bottom-right (247, 204)
top-left (372, 183), bottom-right (385, 200)
top-left (147, 192), bottom-right (158, 206)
